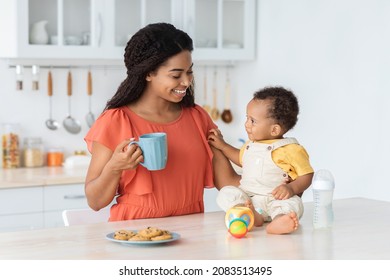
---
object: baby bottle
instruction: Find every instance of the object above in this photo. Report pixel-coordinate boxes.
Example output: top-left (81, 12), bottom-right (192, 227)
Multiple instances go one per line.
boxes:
top-left (311, 169), bottom-right (335, 229)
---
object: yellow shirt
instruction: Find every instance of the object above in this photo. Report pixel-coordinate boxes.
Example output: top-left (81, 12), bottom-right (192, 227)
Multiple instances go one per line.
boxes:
top-left (239, 138), bottom-right (313, 180)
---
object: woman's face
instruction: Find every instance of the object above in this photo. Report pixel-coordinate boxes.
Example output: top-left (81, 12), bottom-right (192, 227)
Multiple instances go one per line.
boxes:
top-left (146, 50), bottom-right (193, 103)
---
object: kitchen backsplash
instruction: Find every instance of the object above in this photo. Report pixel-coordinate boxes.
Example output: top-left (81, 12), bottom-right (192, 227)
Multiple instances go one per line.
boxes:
top-left (0, 60), bottom-right (245, 168)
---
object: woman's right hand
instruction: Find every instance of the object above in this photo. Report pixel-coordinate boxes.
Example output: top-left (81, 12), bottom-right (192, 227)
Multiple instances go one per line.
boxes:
top-left (108, 139), bottom-right (144, 172)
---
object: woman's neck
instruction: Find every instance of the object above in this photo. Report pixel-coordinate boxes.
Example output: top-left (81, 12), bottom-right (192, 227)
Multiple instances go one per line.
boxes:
top-left (128, 97), bottom-right (182, 123)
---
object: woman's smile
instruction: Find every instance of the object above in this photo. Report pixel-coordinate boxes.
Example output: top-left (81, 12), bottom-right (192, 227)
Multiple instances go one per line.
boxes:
top-left (172, 88), bottom-right (187, 97)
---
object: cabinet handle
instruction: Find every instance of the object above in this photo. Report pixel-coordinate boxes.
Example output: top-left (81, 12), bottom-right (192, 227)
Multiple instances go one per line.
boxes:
top-left (63, 195), bottom-right (86, 200)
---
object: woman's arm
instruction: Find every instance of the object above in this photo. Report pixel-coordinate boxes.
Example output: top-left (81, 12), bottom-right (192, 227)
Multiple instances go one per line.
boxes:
top-left (85, 139), bottom-right (143, 210)
top-left (211, 146), bottom-right (241, 190)
top-left (208, 128), bottom-right (241, 166)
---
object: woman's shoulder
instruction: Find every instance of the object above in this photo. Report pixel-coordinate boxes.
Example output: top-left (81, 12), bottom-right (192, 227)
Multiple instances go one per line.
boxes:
top-left (94, 106), bottom-right (137, 126)
top-left (185, 104), bottom-right (212, 119)
top-left (185, 105), bottom-right (217, 131)
top-left (85, 107), bottom-right (134, 151)
top-left (98, 106), bottom-right (129, 120)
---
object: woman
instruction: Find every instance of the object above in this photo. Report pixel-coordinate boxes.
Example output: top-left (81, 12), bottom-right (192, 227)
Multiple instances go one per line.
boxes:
top-left (84, 23), bottom-right (238, 221)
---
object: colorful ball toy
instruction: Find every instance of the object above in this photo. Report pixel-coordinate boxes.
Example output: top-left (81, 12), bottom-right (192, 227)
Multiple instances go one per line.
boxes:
top-left (225, 206), bottom-right (255, 238)
top-left (228, 218), bottom-right (248, 238)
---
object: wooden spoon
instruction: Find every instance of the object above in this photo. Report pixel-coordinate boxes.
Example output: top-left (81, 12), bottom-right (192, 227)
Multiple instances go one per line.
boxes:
top-left (210, 69), bottom-right (220, 121)
top-left (221, 68), bottom-right (233, 123)
top-left (85, 70), bottom-right (95, 127)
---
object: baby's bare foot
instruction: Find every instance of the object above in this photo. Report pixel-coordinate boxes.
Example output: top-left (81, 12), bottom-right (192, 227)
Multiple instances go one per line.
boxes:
top-left (244, 200), bottom-right (264, 227)
top-left (266, 212), bottom-right (299, 234)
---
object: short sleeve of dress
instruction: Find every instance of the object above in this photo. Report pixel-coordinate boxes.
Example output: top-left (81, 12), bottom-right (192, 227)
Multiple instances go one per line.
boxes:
top-left (189, 105), bottom-right (217, 188)
top-left (189, 105), bottom-right (217, 159)
top-left (84, 108), bottom-right (133, 152)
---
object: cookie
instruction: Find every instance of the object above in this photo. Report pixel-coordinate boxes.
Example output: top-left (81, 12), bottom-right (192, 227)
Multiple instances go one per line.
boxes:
top-left (114, 230), bottom-right (135, 240)
top-left (151, 234), bottom-right (172, 241)
top-left (137, 227), bottom-right (163, 238)
top-left (129, 234), bottom-right (151, 241)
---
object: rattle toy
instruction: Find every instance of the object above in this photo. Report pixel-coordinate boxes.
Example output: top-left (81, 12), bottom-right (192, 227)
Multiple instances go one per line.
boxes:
top-left (225, 206), bottom-right (254, 238)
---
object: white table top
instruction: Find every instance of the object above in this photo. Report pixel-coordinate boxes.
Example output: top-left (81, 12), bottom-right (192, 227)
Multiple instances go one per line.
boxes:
top-left (0, 197), bottom-right (389, 260)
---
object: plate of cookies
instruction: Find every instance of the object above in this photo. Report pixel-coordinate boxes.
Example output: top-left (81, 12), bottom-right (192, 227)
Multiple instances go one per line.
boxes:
top-left (106, 227), bottom-right (180, 245)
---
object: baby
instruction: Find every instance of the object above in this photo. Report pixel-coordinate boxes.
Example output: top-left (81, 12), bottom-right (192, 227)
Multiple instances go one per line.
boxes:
top-left (208, 86), bottom-right (314, 234)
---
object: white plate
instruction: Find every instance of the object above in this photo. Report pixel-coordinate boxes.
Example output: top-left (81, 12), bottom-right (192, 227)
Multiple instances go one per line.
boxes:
top-left (106, 231), bottom-right (180, 245)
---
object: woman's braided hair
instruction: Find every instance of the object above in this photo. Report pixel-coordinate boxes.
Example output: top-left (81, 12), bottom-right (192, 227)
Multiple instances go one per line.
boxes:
top-left (105, 23), bottom-right (195, 110)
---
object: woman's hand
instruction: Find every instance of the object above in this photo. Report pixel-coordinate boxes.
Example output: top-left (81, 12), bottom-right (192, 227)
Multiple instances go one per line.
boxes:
top-left (108, 139), bottom-right (144, 173)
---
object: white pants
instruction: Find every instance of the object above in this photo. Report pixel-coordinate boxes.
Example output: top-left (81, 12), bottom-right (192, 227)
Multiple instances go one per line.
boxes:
top-left (216, 185), bottom-right (304, 221)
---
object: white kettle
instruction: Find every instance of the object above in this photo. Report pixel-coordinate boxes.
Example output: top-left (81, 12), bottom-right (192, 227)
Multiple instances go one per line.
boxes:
top-left (29, 20), bottom-right (49, 44)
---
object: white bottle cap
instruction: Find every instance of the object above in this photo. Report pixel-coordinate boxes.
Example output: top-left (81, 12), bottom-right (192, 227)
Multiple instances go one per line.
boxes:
top-left (311, 169), bottom-right (335, 190)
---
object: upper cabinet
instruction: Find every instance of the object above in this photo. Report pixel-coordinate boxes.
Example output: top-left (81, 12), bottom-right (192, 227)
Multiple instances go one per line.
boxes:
top-left (0, 0), bottom-right (256, 63)
top-left (186, 0), bottom-right (256, 61)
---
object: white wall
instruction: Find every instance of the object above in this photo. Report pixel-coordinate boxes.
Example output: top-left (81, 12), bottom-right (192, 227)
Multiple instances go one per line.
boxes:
top-left (1, 0), bottom-right (389, 202)
top-left (0, 64), bottom-right (126, 156)
top-left (231, 0), bottom-right (390, 202)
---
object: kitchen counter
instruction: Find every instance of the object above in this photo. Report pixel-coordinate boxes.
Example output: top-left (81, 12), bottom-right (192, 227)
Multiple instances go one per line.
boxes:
top-left (0, 197), bottom-right (389, 260)
top-left (0, 166), bottom-right (87, 189)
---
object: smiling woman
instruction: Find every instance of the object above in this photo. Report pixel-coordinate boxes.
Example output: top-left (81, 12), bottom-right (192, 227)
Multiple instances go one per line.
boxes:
top-left (83, 23), bottom-right (236, 222)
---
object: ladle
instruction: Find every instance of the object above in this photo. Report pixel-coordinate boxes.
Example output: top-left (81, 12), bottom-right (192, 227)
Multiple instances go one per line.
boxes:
top-left (221, 68), bottom-right (233, 123)
top-left (63, 70), bottom-right (81, 134)
top-left (85, 70), bottom-right (95, 127)
top-left (45, 70), bottom-right (59, 130)
top-left (210, 69), bottom-right (220, 121)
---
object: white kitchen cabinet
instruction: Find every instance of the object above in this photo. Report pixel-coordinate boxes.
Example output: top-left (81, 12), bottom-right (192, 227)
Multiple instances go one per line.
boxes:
top-left (0, 0), bottom-right (256, 63)
top-left (188, 0), bottom-right (256, 61)
top-left (0, 187), bottom-right (44, 232)
top-left (0, 183), bottom-right (90, 231)
top-left (0, 0), bottom-right (115, 60)
top-left (43, 183), bottom-right (90, 228)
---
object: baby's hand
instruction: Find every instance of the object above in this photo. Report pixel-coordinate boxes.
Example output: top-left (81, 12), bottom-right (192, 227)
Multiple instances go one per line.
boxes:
top-left (208, 128), bottom-right (222, 137)
top-left (272, 184), bottom-right (294, 200)
top-left (208, 129), bottom-right (226, 149)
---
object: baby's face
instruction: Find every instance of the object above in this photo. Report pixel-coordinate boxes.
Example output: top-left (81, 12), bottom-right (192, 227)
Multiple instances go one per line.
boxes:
top-left (244, 99), bottom-right (277, 141)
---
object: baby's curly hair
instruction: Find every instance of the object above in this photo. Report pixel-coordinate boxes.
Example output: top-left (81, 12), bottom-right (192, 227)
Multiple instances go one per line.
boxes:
top-left (253, 86), bottom-right (299, 133)
top-left (105, 23), bottom-right (194, 110)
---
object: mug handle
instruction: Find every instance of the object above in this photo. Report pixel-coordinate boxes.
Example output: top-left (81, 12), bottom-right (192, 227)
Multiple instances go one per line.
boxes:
top-left (128, 141), bottom-right (146, 168)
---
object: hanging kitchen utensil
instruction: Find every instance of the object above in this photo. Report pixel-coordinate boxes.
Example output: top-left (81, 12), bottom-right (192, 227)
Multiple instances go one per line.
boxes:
top-left (31, 65), bottom-right (40, 90)
top-left (15, 65), bottom-right (23, 90)
top-left (45, 70), bottom-right (59, 130)
top-left (221, 68), bottom-right (233, 123)
top-left (85, 70), bottom-right (95, 127)
top-left (63, 70), bottom-right (81, 134)
top-left (210, 69), bottom-right (220, 121)
top-left (202, 67), bottom-right (211, 114)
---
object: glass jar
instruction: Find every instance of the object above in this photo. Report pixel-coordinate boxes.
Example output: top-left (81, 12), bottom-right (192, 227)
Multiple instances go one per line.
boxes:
top-left (23, 137), bottom-right (44, 167)
top-left (2, 123), bottom-right (21, 168)
top-left (47, 147), bottom-right (64, 167)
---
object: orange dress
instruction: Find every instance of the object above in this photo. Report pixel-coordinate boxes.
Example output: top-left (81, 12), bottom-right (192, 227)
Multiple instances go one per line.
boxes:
top-left (84, 105), bottom-right (217, 221)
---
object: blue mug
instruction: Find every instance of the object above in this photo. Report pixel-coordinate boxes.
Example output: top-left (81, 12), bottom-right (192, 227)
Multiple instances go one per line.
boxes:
top-left (129, 132), bottom-right (168, 171)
